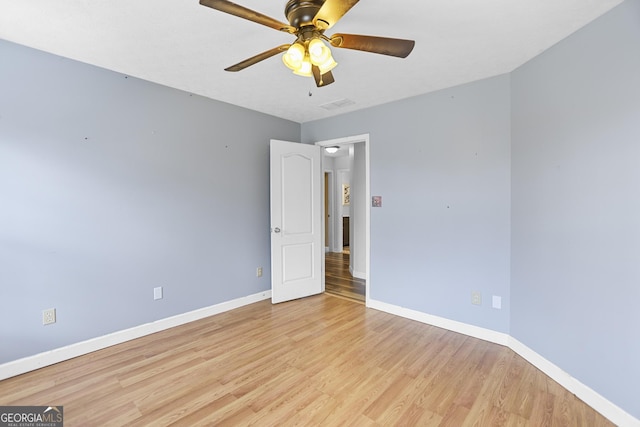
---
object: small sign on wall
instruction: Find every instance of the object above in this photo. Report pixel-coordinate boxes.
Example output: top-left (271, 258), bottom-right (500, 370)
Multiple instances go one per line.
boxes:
top-left (372, 196), bottom-right (382, 207)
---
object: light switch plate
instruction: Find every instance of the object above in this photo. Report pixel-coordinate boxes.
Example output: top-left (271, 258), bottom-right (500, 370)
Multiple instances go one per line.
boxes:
top-left (492, 295), bottom-right (502, 309)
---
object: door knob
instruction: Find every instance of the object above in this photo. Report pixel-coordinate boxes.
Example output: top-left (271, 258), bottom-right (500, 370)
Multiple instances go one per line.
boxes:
top-left (274, 227), bottom-right (281, 233)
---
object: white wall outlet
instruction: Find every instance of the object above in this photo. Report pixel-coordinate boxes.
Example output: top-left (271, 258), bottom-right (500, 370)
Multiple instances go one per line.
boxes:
top-left (492, 295), bottom-right (502, 309)
top-left (471, 291), bottom-right (482, 306)
top-left (154, 286), bottom-right (163, 300)
top-left (256, 267), bottom-right (263, 277)
top-left (42, 308), bottom-right (56, 325)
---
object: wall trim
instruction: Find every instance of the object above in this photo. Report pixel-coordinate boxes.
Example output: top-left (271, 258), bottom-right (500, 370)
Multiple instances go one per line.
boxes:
top-left (508, 337), bottom-right (640, 427)
top-left (3, 293), bottom-right (637, 425)
top-left (0, 290), bottom-right (272, 381)
top-left (367, 299), bottom-right (509, 345)
top-left (367, 298), bottom-right (639, 427)
top-left (352, 270), bottom-right (366, 280)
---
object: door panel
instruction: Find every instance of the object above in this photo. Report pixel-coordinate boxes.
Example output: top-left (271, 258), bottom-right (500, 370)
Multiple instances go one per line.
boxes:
top-left (270, 140), bottom-right (322, 304)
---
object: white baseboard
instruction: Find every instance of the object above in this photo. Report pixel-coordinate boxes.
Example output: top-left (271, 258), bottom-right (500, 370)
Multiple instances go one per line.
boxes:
top-left (352, 270), bottom-right (366, 280)
top-left (348, 266), bottom-right (366, 280)
top-left (367, 299), bottom-right (509, 345)
top-left (2, 293), bottom-right (637, 426)
top-left (367, 298), bottom-right (639, 427)
top-left (508, 337), bottom-right (640, 427)
top-left (0, 290), bottom-right (272, 381)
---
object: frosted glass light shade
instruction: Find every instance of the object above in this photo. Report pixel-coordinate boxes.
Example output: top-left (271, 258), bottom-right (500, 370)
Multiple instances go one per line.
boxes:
top-left (325, 146), bottom-right (339, 154)
top-left (293, 56), bottom-right (312, 76)
top-left (308, 38), bottom-right (331, 65)
top-left (282, 43), bottom-right (305, 70)
top-left (318, 55), bottom-right (337, 74)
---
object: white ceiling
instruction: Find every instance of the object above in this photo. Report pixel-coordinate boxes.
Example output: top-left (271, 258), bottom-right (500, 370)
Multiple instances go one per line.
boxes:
top-left (0, 0), bottom-right (623, 123)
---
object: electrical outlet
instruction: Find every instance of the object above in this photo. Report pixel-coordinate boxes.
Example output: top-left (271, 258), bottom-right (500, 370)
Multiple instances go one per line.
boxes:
top-left (43, 308), bottom-right (56, 325)
top-left (154, 287), bottom-right (163, 300)
top-left (256, 267), bottom-right (263, 277)
top-left (471, 291), bottom-right (482, 306)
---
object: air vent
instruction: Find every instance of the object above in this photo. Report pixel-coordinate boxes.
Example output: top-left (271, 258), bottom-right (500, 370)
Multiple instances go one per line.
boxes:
top-left (319, 98), bottom-right (355, 111)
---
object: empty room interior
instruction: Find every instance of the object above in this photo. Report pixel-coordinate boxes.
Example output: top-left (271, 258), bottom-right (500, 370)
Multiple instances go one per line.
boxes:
top-left (0, 0), bottom-right (639, 425)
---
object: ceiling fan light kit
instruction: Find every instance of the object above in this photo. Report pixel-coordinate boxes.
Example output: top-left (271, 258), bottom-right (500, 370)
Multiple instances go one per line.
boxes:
top-left (199, 0), bottom-right (415, 87)
top-left (283, 37), bottom-right (337, 78)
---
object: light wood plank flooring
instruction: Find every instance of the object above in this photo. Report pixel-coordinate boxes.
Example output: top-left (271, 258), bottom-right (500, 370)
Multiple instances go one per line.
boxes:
top-left (0, 295), bottom-right (613, 426)
top-left (325, 250), bottom-right (365, 303)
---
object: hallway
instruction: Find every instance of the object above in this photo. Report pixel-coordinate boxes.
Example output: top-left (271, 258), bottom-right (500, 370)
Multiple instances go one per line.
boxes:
top-left (325, 250), bottom-right (365, 303)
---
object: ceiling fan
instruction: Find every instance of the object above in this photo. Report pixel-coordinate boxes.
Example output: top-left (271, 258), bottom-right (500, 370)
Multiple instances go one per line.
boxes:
top-left (199, 0), bottom-right (415, 87)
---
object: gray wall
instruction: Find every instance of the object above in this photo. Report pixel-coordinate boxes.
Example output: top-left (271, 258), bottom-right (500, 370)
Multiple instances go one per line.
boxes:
top-left (303, 0), bottom-right (639, 418)
top-left (351, 142), bottom-right (366, 278)
top-left (0, 39), bottom-right (300, 363)
top-left (511, 0), bottom-right (640, 418)
top-left (303, 74), bottom-right (513, 334)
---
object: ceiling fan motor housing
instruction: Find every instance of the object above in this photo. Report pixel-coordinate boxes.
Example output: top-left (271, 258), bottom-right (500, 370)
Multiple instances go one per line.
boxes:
top-left (285, 0), bottom-right (325, 28)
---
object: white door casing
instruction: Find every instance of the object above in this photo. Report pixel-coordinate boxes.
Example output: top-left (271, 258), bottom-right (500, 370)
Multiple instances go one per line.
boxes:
top-left (270, 140), bottom-right (323, 304)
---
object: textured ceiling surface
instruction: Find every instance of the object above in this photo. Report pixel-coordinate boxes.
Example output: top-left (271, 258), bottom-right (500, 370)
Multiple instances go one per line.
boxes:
top-left (0, 0), bottom-right (624, 123)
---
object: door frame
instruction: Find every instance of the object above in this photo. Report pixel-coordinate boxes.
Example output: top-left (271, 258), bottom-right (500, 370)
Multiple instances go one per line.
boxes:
top-left (316, 134), bottom-right (371, 305)
top-left (323, 170), bottom-right (334, 252)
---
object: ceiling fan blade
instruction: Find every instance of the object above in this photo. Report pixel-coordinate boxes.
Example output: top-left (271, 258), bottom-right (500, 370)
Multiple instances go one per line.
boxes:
top-left (312, 66), bottom-right (335, 87)
top-left (225, 45), bottom-right (290, 72)
top-left (330, 33), bottom-right (415, 58)
top-left (313, 0), bottom-right (359, 30)
top-left (200, 0), bottom-right (295, 33)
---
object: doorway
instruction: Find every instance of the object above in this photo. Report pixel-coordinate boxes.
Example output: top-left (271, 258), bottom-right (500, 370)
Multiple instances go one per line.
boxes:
top-left (325, 250), bottom-right (365, 302)
top-left (317, 135), bottom-right (370, 304)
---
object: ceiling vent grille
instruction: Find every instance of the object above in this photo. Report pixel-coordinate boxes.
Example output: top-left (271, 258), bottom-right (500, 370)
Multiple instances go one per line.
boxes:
top-left (319, 98), bottom-right (355, 110)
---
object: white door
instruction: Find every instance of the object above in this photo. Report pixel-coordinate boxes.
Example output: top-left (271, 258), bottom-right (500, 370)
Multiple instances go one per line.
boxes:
top-left (270, 139), bottom-right (323, 303)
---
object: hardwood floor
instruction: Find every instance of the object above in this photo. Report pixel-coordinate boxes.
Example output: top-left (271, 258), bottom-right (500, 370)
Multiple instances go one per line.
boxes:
top-left (0, 295), bottom-right (613, 426)
top-left (325, 250), bottom-right (365, 303)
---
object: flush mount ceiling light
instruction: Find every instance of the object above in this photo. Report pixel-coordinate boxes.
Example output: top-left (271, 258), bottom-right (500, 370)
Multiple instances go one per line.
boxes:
top-left (324, 146), bottom-right (340, 154)
top-left (199, 0), bottom-right (415, 87)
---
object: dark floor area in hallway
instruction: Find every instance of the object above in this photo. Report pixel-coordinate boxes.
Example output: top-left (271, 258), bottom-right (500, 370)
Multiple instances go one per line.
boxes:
top-left (325, 249), bottom-right (365, 303)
